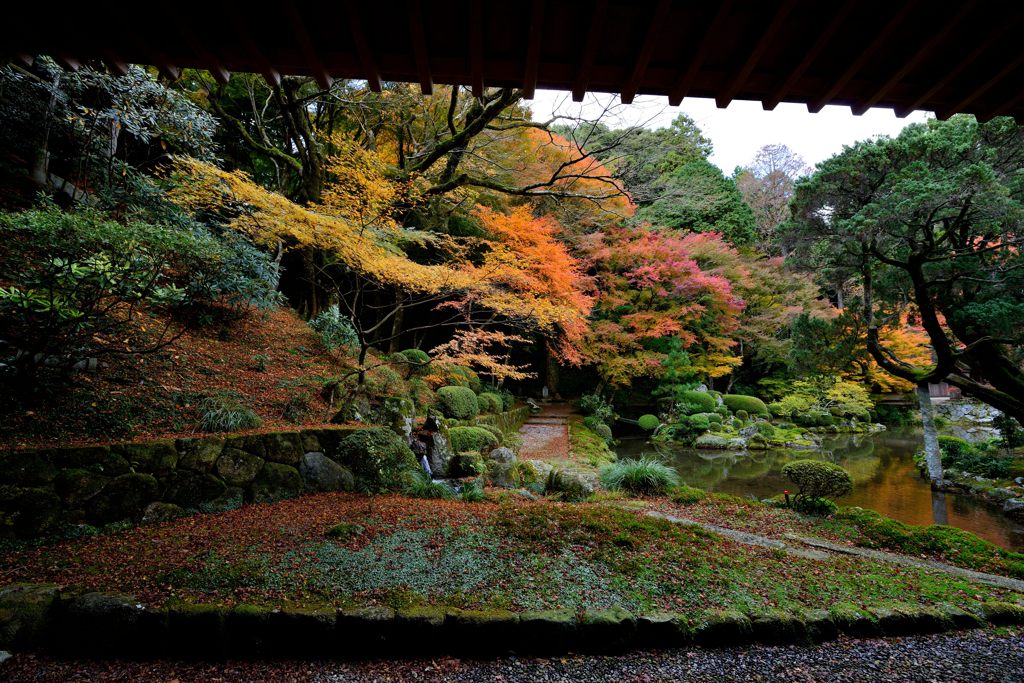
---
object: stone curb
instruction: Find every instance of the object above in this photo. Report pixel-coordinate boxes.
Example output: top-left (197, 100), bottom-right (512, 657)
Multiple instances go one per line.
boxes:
top-left (1, 584), bottom-right (1021, 660)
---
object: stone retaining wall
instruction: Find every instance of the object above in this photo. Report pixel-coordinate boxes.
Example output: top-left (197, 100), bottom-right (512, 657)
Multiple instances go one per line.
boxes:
top-left (1, 583), bottom-right (1022, 660)
top-left (0, 427), bottom-right (365, 539)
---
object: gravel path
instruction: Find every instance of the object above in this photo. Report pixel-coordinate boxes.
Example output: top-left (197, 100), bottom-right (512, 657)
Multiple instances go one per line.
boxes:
top-left (518, 403), bottom-right (571, 461)
top-left (3, 630), bottom-right (1022, 682)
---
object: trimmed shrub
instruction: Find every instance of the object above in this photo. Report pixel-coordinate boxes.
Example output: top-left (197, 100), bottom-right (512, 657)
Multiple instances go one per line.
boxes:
top-left (735, 410), bottom-right (749, 422)
top-left (583, 415), bottom-right (605, 432)
top-left (593, 422), bottom-right (614, 445)
top-left (449, 426), bottom-right (500, 454)
top-left (480, 424), bottom-right (505, 445)
top-left (731, 418), bottom-right (743, 430)
top-left (722, 394), bottom-right (769, 417)
top-left (399, 348), bottom-right (431, 375)
top-left (679, 390), bottom-right (717, 414)
top-left (600, 458), bottom-right (680, 495)
top-left (938, 436), bottom-right (975, 459)
top-left (198, 393), bottom-right (261, 432)
top-left (334, 428), bottom-right (418, 493)
top-left (365, 365), bottom-right (407, 398)
top-left (782, 460), bottom-right (852, 503)
top-left (436, 386), bottom-right (480, 419)
top-left (497, 389), bottom-right (515, 411)
top-left (637, 414), bottom-right (661, 431)
top-left (685, 414), bottom-right (711, 432)
top-left (937, 436), bottom-right (1010, 478)
top-left (478, 392), bottom-right (504, 414)
top-left (670, 484), bottom-right (706, 505)
top-left (754, 421), bottom-right (776, 437)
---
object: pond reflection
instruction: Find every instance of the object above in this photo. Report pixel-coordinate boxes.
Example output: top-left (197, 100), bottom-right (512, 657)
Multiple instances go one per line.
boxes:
top-left (615, 428), bottom-right (1024, 552)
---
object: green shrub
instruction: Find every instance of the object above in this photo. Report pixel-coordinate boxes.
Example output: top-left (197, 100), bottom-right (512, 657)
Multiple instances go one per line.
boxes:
top-left (793, 496), bottom-right (838, 515)
top-left (334, 427), bottom-right (418, 493)
top-left (782, 460), bottom-right (852, 505)
top-left (938, 436), bottom-right (1011, 478)
top-left (198, 393), bottom-right (261, 432)
top-left (637, 414), bottom-right (661, 431)
top-left (678, 390), bottom-right (718, 415)
top-left (408, 378), bottom-right (436, 414)
top-left (449, 426), bottom-right (500, 454)
top-left (754, 421), bottom-right (776, 437)
top-left (497, 389), bottom-right (515, 411)
top-left (594, 422), bottom-right (614, 445)
top-left (685, 414), bottom-right (711, 433)
top-left (478, 392), bottom-right (504, 414)
top-left (460, 480), bottom-right (486, 502)
top-left (938, 435), bottom-right (976, 458)
top-left (436, 386), bottom-right (480, 419)
top-left (442, 365), bottom-right (483, 393)
top-left (403, 470), bottom-right (455, 499)
top-left (731, 418), bottom-right (743, 430)
top-left (583, 415), bottom-right (605, 432)
top-left (600, 458), bottom-right (680, 495)
top-left (578, 393), bottom-right (615, 423)
top-left (365, 365), bottom-right (407, 398)
top-left (479, 424), bottom-right (505, 445)
top-left (308, 308), bottom-right (358, 350)
top-left (398, 348), bottom-right (431, 375)
top-left (670, 484), bottom-right (706, 505)
top-left (735, 409), bottom-right (749, 422)
top-left (722, 394), bottom-right (769, 416)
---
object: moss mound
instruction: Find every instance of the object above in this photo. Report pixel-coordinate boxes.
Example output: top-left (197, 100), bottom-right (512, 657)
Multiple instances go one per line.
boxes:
top-left (437, 386), bottom-right (480, 420)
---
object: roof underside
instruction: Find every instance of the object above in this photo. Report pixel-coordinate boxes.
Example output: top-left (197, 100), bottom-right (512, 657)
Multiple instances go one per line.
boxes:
top-left (7, 0), bottom-right (1023, 121)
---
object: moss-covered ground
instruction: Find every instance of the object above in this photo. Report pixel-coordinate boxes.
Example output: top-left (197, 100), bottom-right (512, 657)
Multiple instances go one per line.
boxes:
top-left (2, 492), bottom-right (1020, 622)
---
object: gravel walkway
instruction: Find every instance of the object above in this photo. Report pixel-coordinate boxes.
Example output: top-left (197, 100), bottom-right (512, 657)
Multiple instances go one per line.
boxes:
top-left (3, 631), bottom-right (1022, 682)
top-left (518, 403), bottom-right (571, 461)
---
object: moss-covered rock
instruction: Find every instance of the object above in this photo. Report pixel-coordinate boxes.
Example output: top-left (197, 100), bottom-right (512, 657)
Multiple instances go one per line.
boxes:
top-left (450, 451), bottom-right (485, 478)
top-left (694, 433), bottom-right (730, 449)
top-left (437, 386), bottom-right (480, 419)
top-left (248, 462), bottom-right (303, 504)
top-left (261, 431), bottom-right (303, 466)
top-left (579, 607), bottom-right (637, 652)
top-left (750, 609), bottom-right (809, 644)
top-left (226, 604), bottom-right (273, 658)
top-left (0, 486), bottom-right (62, 537)
top-left (637, 612), bottom-right (692, 648)
top-left (447, 609), bottom-right (521, 654)
top-left (223, 435), bottom-right (268, 459)
top-left (54, 468), bottom-right (109, 508)
top-left (141, 501), bottom-right (187, 524)
top-left (981, 601), bottom-right (1024, 626)
top-left (696, 609), bottom-right (753, 646)
top-left (166, 604), bottom-right (226, 659)
top-left (395, 606), bottom-right (447, 654)
top-left (334, 428), bottom-right (418, 492)
top-left (519, 609), bottom-right (578, 653)
top-left (299, 452), bottom-right (354, 492)
top-left (214, 448), bottom-right (265, 487)
top-left (175, 436), bottom-right (224, 473)
top-left (115, 440), bottom-right (178, 475)
top-left (163, 470), bottom-right (226, 508)
top-left (336, 606), bottom-right (395, 656)
top-left (546, 468), bottom-right (596, 501)
top-left (59, 592), bottom-right (167, 658)
top-left (0, 451), bottom-right (57, 486)
top-left (383, 396), bottom-right (416, 441)
top-left (49, 446), bottom-right (130, 476)
top-left (0, 583), bottom-right (60, 650)
top-left (86, 473), bottom-right (159, 525)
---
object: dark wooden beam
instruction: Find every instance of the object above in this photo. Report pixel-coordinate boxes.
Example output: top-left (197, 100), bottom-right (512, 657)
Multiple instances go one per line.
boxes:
top-left (808, 1), bottom-right (917, 114)
top-left (288, 5), bottom-right (332, 89)
top-left (620, 0), bottom-right (671, 105)
top-left (346, 1), bottom-right (380, 92)
top-left (762, 0), bottom-right (855, 111)
top-left (717, 0), bottom-right (796, 108)
top-left (522, 0), bottom-right (544, 99)
top-left (470, 0), bottom-right (484, 97)
top-left (156, 63), bottom-right (182, 81)
top-left (104, 55), bottom-right (129, 77)
top-left (937, 52), bottom-right (1024, 120)
top-left (852, 4), bottom-right (973, 116)
top-left (893, 16), bottom-right (1020, 118)
top-left (14, 54), bottom-right (34, 68)
top-left (52, 55), bottom-right (81, 72)
top-left (669, 0), bottom-right (733, 107)
top-left (226, 5), bottom-right (282, 89)
top-left (571, 0), bottom-right (608, 102)
top-left (977, 87), bottom-right (1024, 123)
top-left (407, 0), bottom-right (432, 95)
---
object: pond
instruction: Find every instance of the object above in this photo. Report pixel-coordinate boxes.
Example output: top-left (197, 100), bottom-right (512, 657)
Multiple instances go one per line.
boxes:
top-left (615, 427), bottom-right (1024, 552)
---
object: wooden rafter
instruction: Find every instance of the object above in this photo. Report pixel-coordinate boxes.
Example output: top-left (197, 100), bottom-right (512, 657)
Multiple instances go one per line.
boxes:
top-left (226, 6), bottom-right (281, 88)
top-left (288, 6), bottom-right (332, 89)
top-left (851, 4), bottom-right (973, 116)
top-left (762, 0), bottom-right (855, 111)
top-left (346, 1), bottom-right (380, 92)
top-left (571, 0), bottom-right (608, 102)
top-left (716, 0), bottom-right (797, 109)
top-left (469, 0), bottom-right (484, 97)
top-left (522, 0), bottom-right (544, 99)
top-left (808, 1), bottom-right (918, 114)
top-left (894, 16), bottom-right (1020, 118)
top-left (669, 0), bottom-right (733, 107)
top-left (977, 88), bottom-right (1024, 123)
top-left (937, 52), bottom-right (1024, 120)
top-left (408, 0), bottom-right (432, 95)
top-left (620, 0), bottom-right (671, 105)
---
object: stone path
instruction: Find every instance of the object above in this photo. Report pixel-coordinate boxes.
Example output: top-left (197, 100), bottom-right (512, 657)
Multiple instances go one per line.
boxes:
top-left (518, 402), bottom-right (571, 461)
top-left (646, 510), bottom-right (1024, 593)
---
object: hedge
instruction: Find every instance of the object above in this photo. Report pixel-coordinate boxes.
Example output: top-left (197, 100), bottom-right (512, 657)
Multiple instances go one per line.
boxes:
top-left (722, 394), bottom-right (769, 417)
top-left (449, 426), bottom-right (500, 454)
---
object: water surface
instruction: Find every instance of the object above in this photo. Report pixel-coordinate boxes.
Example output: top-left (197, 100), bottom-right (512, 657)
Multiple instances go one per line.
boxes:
top-left (616, 428), bottom-right (1024, 552)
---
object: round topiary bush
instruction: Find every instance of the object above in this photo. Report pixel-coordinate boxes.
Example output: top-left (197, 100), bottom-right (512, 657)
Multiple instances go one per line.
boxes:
top-left (679, 390), bottom-right (717, 414)
top-left (478, 392), bottom-right (504, 414)
top-left (479, 423), bottom-right (505, 445)
top-left (600, 458), bottom-right (680, 495)
top-left (735, 409), bottom-right (749, 422)
top-left (754, 421), bottom-right (776, 437)
top-left (436, 386), bottom-right (480, 419)
top-left (334, 428), bottom-right (419, 493)
top-left (782, 459), bottom-right (852, 505)
top-left (685, 414), bottom-right (711, 432)
top-left (594, 422), bottom-right (614, 444)
top-left (937, 435), bottom-right (975, 458)
top-left (399, 348), bottom-right (431, 375)
top-left (722, 394), bottom-right (770, 417)
top-left (637, 414), bottom-right (660, 431)
top-left (449, 426), bottom-right (500, 454)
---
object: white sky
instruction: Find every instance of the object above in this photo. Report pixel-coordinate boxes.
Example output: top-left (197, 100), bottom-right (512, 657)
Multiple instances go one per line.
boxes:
top-left (526, 90), bottom-right (932, 174)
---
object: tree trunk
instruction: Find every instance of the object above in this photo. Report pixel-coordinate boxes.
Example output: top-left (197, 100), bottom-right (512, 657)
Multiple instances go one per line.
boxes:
top-left (916, 383), bottom-right (943, 483)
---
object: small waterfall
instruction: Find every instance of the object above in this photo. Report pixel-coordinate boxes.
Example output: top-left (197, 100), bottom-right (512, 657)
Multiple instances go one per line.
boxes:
top-left (420, 455), bottom-right (433, 478)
